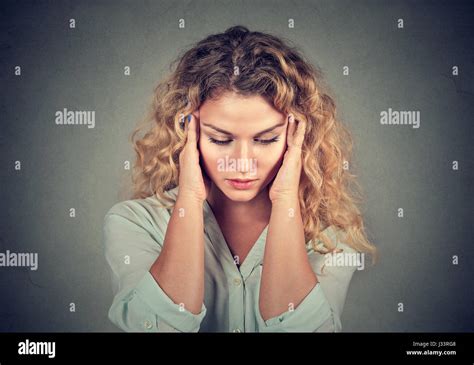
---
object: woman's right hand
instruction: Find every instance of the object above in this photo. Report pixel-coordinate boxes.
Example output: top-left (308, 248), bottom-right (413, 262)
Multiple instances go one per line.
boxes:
top-left (177, 111), bottom-right (211, 203)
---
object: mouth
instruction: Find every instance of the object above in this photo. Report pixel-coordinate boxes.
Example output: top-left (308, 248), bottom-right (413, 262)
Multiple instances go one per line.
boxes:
top-left (225, 178), bottom-right (258, 190)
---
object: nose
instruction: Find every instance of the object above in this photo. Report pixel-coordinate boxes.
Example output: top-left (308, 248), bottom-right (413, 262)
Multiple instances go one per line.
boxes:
top-left (238, 140), bottom-right (249, 159)
top-left (233, 140), bottom-right (254, 175)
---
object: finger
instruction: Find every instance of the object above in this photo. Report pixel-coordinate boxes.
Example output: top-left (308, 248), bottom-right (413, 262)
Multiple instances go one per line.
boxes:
top-left (186, 113), bottom-right (198, 145)
top-left (292, 117), bottom-right (306, 149)
top-left (193, 112), bottom-right (201, 144)
top-left (286, 113), bottom-right (296, 147)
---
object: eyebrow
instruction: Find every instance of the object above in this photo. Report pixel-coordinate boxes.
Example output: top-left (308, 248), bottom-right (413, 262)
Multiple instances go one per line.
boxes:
top-left (201, 121), bottom-right (286, 137)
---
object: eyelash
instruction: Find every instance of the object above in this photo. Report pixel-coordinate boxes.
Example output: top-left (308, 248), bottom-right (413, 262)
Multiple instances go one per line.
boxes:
top-left (208, 137), bottom-right (280, 146)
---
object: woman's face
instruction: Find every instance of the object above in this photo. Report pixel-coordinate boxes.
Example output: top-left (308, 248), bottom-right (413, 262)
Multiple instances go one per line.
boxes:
top-left (197, 91), bottom-right (288, 202)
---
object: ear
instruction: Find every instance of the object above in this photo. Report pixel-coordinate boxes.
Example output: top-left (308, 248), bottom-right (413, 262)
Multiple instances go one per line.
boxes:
top-left (192, 109), bottom-right (200, 120)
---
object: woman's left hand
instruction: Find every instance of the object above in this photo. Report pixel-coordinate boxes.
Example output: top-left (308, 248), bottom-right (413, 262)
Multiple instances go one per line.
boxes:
top-left (268, 113), bottom-right (307, 203)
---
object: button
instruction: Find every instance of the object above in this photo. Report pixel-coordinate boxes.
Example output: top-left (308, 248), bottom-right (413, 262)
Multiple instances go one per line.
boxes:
top-left (144, 320), bottom-right (153, 330)
top-left (233, 278), bottom-right (242, 286)
top-left (233, 328), bottom-right (241, 333)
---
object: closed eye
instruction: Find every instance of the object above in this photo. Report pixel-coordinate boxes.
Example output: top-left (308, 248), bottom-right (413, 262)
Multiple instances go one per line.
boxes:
top-left (208, 137), bottom-right (232, 145)
top-left (208, 137), bottom-right (279, 146)
top-left (255, 136), bottom-right (279, 145)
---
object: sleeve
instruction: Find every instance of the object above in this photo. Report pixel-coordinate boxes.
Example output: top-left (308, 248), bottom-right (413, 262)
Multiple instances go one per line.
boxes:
top-left (258, 281), bottom-right (333, 332)
top-left (309, 244), bottom-right (358, 332)
top-left (103, 201), bottom-right (207, 332)
top-left (258, 228), bottom-right (358, 332)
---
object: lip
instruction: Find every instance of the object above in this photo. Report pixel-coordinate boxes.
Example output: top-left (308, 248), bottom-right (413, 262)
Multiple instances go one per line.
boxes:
top-left (226, 179), bottom-right (258, 190)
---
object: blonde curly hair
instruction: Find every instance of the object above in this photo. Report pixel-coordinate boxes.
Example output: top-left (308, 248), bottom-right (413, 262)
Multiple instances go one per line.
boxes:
top-left (129, 25), bottom-right (377, 263)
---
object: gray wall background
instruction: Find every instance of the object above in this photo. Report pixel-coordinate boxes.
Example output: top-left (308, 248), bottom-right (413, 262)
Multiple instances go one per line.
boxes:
top-left (1, 0), bottom-right (473, 332)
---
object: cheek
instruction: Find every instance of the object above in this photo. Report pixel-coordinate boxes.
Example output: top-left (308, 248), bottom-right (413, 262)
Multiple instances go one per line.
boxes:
top-left (255, 140), bottom-right (287, 176)
top-left (198, 140), bottom-right (222, 176)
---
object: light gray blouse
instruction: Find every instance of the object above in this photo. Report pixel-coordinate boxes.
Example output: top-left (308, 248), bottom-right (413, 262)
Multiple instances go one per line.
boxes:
top-left (103, 186), bottom-right (358, 332)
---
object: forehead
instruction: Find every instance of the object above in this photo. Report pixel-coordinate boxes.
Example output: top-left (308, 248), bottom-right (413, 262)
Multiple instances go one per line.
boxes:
top-left (199, 92), bottom-right (284, 129)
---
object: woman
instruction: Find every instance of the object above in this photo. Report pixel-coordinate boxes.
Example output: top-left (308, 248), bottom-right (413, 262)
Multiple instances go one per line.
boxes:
top-left (103, 25), bottom-right (376, 332)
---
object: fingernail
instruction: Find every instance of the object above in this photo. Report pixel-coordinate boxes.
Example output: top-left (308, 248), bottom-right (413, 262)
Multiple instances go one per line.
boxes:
top-left (289, 114), bottom-right (294, 123)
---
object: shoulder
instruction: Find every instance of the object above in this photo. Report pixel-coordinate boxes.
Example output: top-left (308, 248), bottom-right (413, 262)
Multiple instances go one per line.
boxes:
top-left (307, 225), bottom-right (361, 275)
top-left (307, 225), bottom-right (357, 254)
top-left (323, 225), bottom-right (357, 254)
top-left (106, 187), bottom-right (178, 218)
top-left (103, 187), bottom-right (179, 239)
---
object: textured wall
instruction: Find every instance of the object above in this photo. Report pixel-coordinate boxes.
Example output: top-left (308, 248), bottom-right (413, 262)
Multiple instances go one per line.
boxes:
top-left (1, 0), bottom-right (473, 332)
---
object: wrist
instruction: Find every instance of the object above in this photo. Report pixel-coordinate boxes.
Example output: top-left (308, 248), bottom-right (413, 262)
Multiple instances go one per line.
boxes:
top-left (176, 190), bottom-right (205, 206)
top-left (270, 193), bottom-right (299, 207)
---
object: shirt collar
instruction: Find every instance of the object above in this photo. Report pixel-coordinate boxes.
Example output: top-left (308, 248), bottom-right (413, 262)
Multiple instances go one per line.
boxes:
top-left (203, 198), bottom-right (268, 280)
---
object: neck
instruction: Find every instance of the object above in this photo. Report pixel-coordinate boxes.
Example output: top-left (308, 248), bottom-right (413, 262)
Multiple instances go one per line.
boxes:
top-left (206, 183), bottom-right (272, 225)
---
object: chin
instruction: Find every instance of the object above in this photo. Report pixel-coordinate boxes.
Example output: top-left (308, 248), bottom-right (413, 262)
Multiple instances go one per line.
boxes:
top-left (224, 191), bottom-right (258, 202)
